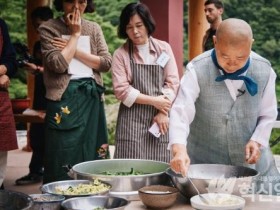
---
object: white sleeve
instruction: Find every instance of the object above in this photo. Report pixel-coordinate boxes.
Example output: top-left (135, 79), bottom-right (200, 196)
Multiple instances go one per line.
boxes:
top-left (251, 68), bottom-right (278, 147)
top-left (122, 88), bottom-right (140, 108)
top-left (168, 62), bottom-right (200, 149)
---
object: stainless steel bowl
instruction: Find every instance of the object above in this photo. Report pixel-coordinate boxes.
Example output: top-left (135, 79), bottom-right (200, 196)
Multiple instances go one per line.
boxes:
top-left (41, 180), bottom-right (111, 198)
top-left (166, 164), bottom-right (259, 200)
top-left (0, 190), bottom-right (33, 210)
top-left (29, 194), bottom-right (65, 210)
top-left (70, 159), bottom-right (171, 200)
top-left (61, 195), bottom-right (129, 210)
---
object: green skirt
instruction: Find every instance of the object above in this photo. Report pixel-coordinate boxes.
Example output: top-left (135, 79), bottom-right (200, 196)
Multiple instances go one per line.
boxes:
top-left (43, 79), bottom-right (109, 184)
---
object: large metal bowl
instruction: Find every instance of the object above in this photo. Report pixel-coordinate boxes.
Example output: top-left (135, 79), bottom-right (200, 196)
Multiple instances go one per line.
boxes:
top-left (61, 196), bottom-right (129, 210)
top-left (0, 190), bottom-right (33, 210)
top-left (166, 164), bottom-right (259, 200)
top-left (41, 180), bottom-right (111, 198)
top-left (70, 159), bottom-right (171, 200)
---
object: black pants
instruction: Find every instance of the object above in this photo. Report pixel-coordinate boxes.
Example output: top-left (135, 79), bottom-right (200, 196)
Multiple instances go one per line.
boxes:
top-left (28, 67), bottom-right (46, 175)
top-left (29, 123), bottom-right (45, 174)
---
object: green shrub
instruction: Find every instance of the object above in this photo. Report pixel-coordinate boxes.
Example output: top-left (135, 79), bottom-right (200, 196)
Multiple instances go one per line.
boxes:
top-left (270, 129), bottom-right (280, 154)
top-left (8, 78), bottom-right (27, 99)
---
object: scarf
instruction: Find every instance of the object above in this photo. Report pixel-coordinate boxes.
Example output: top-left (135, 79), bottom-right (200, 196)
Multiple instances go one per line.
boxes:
top-left (211, 49), bottom-right (258, 96)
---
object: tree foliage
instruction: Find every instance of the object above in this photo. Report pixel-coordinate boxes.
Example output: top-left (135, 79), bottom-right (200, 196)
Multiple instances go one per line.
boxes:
top-left (1, 0), bottom-right (280, 92)
top-left (222, 0), bottom-right (280, 79)
top-left (0, 0), bottom-right (136, 96)
top-left (1, 0), bottom-right (280, 150)
top-left (0, 1), bottom-right (26, 43)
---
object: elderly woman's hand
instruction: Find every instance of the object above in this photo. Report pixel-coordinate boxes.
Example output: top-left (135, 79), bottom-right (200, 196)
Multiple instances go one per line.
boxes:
top-left (170, 144), bottom-right (190, 177)
top-left (245, 140), bottom-right (262, 164)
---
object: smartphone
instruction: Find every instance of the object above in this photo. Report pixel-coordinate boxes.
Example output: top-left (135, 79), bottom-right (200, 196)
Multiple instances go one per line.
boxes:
top-left (149, 123), bottom-right (161, 138)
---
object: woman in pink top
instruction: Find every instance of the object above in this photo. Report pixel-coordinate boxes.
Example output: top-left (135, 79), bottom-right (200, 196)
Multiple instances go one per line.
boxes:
top-left (112, 3), bottom-right (179, 162)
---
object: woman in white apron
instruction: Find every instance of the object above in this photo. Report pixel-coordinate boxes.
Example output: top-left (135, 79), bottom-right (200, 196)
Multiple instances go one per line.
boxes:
top-left (112, 3), bottom-right (180, 163)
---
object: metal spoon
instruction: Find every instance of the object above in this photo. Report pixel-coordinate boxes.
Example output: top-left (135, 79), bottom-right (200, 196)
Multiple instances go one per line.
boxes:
top-left (187, 177), bottom-right (210, 205)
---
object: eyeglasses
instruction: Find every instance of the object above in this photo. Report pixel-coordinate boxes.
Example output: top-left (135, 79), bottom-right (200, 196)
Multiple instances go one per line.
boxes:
top-left (64, 0), bottom-right (87, 4)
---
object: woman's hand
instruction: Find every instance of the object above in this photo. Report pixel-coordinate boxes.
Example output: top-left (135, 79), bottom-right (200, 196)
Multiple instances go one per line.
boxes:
top-left (23, 62), bottom-right (37, 72)
top-left (153, 112), bottom-right (169, 135)
top-left (23, 62), bottom-right (43, 74)
top-left (152, 95), bottom-right (171, 115)
top-left (65, 8), bottom-right (81, 37)
top-left (51, 37), bottom-right (68, 51)
top-left (0, 74), bottom-right (10, 89)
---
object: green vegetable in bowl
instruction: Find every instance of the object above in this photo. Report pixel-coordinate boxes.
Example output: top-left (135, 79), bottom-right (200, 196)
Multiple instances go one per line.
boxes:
top-left (93, 207), bottom-right (105, 210)
top-left (55, 179), bottom-right (110, 195)
top-left (100, 168), bottom-right (145, 175)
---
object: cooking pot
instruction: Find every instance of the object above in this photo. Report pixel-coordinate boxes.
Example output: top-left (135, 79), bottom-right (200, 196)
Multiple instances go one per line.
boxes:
top-left (0, 190), bottom-right (33, 210)
top-left (166, 164), bottom-right (259, 200)
top-left (67, 159), bottom-right (171, 200)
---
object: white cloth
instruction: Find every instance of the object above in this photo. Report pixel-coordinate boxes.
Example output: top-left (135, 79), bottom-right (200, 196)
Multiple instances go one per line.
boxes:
top-left (0, 151), bottom-right (8, 186)
top-left (168, 62), bottom-right (277, 149)
top-left (136, 43), bottom-right (154, 64)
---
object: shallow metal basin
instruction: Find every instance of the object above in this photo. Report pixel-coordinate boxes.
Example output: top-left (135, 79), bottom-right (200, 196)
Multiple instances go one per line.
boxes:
top-left (70, 159), bottom-right (171, 200)
top-left (41, 180), bottom-right (111, 199)
top-left (166, 164), bottom-right (259, 200)
top-left (61, 196), bottom-right (129, 210)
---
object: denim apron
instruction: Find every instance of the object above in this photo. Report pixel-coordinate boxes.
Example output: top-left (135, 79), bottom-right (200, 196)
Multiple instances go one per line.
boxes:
top-left (114, 41), bottom-right (171, 163)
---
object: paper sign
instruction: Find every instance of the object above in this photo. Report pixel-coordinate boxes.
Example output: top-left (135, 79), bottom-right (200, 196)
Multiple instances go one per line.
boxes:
top-left (156, 52), bottom-right (170, 68)
top-left (62, 35), bottom-right (92, 77)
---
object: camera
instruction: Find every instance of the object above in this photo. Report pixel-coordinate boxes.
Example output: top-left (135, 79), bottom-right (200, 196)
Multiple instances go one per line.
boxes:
top-left (13, 42), bottom-right (38, 68)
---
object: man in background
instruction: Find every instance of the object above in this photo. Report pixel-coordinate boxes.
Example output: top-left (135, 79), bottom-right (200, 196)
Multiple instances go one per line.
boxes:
top-left (202, 0), bottom-right (224, 51)
top-left (15, 6), bottom-right (53, 185)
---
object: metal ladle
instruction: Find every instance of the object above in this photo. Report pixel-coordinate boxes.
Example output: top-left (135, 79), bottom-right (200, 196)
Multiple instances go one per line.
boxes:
top-left (187, 177), bottom-right (210, 205)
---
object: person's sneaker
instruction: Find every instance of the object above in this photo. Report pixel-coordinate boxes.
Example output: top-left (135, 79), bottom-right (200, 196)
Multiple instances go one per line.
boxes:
top-left (15, 173), bottom-right (43, 185)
